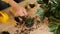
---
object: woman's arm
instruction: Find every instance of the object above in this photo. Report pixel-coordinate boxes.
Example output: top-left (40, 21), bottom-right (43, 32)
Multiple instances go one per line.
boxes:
top-left (8, 0), bottom-right (20, 11)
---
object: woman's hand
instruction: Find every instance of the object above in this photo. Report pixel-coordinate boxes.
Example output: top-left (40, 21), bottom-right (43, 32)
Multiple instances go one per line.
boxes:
top-left (2, 0), bottom-right (28, 16)
top-left (15, 7), bottom-right (28, 16)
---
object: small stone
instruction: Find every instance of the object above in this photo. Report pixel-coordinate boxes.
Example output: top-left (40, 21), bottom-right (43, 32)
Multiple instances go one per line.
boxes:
top-left (2, 31), bottom-right (10, 34)
top-left (29, 4), bottom-right (35, 8)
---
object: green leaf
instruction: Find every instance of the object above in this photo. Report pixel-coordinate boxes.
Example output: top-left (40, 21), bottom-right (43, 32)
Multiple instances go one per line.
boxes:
top-left (48, 22), bottom-right (58, 32)
top-left (37, 0), bottom-right (44, 4)
top-left (54, 25), bottom-right (60, 34)
top-left (36, 7), bottom-right (45, 20)
top-left (37, 0), bottom-right (49, 5)
top-left (25, 18), bottom-right (34, 28)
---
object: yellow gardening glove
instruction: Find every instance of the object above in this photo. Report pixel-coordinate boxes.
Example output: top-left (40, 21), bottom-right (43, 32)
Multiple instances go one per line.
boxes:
top-left (2, 0), bottom-right (10, 3)
top-left (0, 11), bottom-right (9, 24)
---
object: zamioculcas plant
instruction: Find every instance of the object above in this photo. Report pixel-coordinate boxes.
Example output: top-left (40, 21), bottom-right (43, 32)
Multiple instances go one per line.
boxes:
top-left (37, 0), bottom-right (60, 34)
